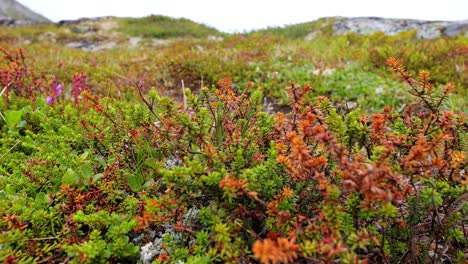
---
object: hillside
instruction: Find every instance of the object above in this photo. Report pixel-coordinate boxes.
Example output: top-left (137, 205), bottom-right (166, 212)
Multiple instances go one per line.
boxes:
top-left (118, 15), bottom-right (222, 39)
top-left (256, 16), bottom-right (468, 39)
top-left (0, 8), bottom-right (467, 264)
top-left (0, 0), bottom-right (50, 24)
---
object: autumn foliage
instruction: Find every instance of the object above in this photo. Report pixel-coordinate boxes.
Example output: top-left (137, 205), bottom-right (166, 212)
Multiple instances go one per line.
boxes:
top-left (0, 44), bottom-right (466, 264)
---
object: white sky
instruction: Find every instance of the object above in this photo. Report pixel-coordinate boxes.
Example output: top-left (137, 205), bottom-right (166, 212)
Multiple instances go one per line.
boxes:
top-left (17, 0), bottom-right (468, 32)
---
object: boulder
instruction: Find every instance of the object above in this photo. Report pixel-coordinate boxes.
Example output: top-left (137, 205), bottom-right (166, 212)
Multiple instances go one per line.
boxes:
top-left (0, 15), bottom-right (15, 26)
top-left (332, 17), bottom-right (467, 39)
top-left (444, 22), bottom-right (468, 37)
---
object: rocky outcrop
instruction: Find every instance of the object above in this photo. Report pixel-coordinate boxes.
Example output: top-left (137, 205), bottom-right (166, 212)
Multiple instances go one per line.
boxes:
top-left (0, 16), bottom-right (15, 25)
top-left (0, 0), bottom-right (50, 25)
top-left (333, 17), bottom-right (468, 39)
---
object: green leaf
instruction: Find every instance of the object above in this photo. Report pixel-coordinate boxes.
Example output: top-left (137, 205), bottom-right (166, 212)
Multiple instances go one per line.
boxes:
top-left (4, 110), bottom-right (23, 130)
top-left (35, 192), bottom-right (48, 205)
top-left (127, 174), bottom-right (144, 192)
top-left (53, 181), bottom-right (62, 193)
top-left (144, 158), bottom-right (159, 169)
top-left (79, 151), bottom-right (90, 161)
top-left (186, 255), bottom-right (212, 264)
top-left (17, 120), bottom-right (26, 128)
top-left (92, 173), bottom-right (104, 183)
top-left (95, 156), bottom-right (107, 168)
top-left (80, 163), bottom-right (94, 181)
top-left (62, 168), bottom-right (78, 185)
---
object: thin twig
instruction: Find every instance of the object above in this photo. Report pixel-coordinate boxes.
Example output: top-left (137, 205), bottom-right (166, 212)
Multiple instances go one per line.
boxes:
top-left (0, 141), bottom-right (21, 161)
top-left (0, 84), bottom-right (8, 97)
top-left (0, 83), bottom-right (11, 121)
top-left (136, 81), bottom-right (165, 126)
top-left (22, 237), bottom-right (58, 241)
top-left (182, 79), bottom-right (187, 110)
top-left (0, 110), bottom-right (5, 123)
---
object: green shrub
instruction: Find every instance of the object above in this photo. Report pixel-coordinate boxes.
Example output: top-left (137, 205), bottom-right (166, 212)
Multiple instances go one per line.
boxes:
top-left (0, 29), bottom-right (466, 264)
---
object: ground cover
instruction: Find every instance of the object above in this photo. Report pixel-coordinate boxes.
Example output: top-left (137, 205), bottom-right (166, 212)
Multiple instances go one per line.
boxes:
top-left (0, 17), bottom-right (467, 263)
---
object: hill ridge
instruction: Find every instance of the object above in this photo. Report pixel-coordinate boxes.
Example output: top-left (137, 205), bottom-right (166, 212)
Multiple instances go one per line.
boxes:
top-left (0, 0), bottom-right (50, 24)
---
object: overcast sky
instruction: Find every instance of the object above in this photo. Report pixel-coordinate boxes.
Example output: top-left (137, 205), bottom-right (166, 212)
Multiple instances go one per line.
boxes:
top-left (17, 0), bottom-right (468, 32)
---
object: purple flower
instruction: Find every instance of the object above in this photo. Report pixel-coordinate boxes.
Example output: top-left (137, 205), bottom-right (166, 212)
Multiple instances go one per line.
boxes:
top-left (55, 84), bottom-right (63, 93)
top-left (53, 84), bottom-right (63, 99)
top-left (187, 108), bottom-right (195, 117)
top-left (46, 96), bottom-right (53, 105)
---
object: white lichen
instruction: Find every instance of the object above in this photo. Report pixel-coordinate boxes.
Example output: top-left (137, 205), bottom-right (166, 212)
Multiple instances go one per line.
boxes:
top-left (164, 155), bottom-right (182, 169)
top-left (140, 237), bottom-right (162, 264)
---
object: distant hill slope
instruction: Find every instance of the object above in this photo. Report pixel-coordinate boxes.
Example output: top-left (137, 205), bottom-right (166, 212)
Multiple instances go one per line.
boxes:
top-left (256, 17), bottom-right (468, 39)
top-left (333, 17), bottom-right (468, 39)
top-left (118, 15), bottom-right (222, 39)
top-left (0, 0), bottom-right (50, 24)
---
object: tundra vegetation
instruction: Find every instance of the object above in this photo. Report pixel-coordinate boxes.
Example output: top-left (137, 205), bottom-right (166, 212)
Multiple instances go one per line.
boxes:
top-left (0, 15), bottom-right (467, 263)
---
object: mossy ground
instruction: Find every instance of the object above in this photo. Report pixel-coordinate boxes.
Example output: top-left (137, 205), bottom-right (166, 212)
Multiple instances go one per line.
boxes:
top-left (0, 16), bottom-right (466, 263)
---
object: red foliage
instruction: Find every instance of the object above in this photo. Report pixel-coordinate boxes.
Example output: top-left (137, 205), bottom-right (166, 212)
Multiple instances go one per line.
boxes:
top-left (252, 237), bottom-right (299, 264)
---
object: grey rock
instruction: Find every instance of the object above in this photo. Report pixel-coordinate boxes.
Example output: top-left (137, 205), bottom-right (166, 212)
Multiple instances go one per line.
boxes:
top-left (38, 31), bottom-right (57, 43)
top-left (332, 17), bottom-right (467, 39)
top-left (58, 16), bottom-right (115, 26)
top-left (66, 41), bottom-right (94, 49)
top-left (416, 24), bottom-right (443, 39)
top-left (66, 41), bottom-right (117, 51)
top-left (0, 16), bottom-right (14, 25)
top-left (70, 25), bottom-right (98, 34)
top-left (91, 42), bottom-right (117, 51)
top-left (444, 23), bottom-right (468, 36)
top-left (129, 37), bottom-right (142, 46)
top-left (207, 35), bottom-right (223, 41)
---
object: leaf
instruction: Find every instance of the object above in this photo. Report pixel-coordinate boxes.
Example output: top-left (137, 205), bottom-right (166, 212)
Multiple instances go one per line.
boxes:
top-left (95, 156), bottom-right (107, 168)
top-left (144, 158), bottom-right (159, 169)
top-left (62, 168), bottom-right (78, 185)
top-left (53, 182), bottom-right (62, 193)
top-left (92, 173), bottom-right (104, 183)
top-left (17, 120), bottom-right (26, 128)
top-left (35, 192), bottom-right (48, 204)
top-left (80, 163), bottom-right (94, 181)
top-left (4, 110), bottom-right (23, 130)
top-left (127, 174), bottom-right (144, 192)
top-left (79, 151), bottom-right (90, 161)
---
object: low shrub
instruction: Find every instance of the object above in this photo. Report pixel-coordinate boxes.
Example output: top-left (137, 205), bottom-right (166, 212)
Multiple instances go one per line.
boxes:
top-left (0, 47), bottom-right (466, 263)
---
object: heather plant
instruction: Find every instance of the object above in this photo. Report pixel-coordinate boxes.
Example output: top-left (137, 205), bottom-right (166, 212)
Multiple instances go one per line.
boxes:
top-left (0, 30), bottom-right (466, 264)
top-left (367, 34), bottom-right (467, 92)
top-left (3, 23), bottom-right (464, 113)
